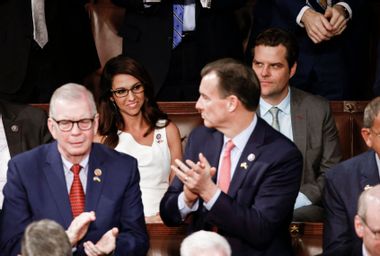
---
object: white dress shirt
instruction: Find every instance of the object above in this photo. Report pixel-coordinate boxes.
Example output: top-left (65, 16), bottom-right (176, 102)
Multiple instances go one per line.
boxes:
top-left (0, 115), bottom-right (11, 208)
top-left (62, 155), bottom-right (89, 194)
top-left (259, 88), bottom-right (293, 141)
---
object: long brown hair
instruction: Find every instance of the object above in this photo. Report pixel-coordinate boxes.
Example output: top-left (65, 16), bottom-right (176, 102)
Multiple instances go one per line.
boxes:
top-left (97, 55), bottom-right (168, 148)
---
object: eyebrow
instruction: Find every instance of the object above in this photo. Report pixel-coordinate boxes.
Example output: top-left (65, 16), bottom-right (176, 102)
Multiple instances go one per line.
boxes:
top-left (113, 82), bottom-right (141, 90)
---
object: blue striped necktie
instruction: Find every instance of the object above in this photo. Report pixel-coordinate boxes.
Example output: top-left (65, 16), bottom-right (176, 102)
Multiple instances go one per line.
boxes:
top-left (173, 4), bottom-right (184, 48)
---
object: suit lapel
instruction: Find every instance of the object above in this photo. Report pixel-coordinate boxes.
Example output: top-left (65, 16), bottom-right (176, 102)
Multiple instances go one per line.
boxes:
top-left (43, 142), bottom-right (73, 227)
top-left (85, 144), bottom-right (106, 212)
top-left (228, 118), bottom-right (266, 197)
top-left (360, 151), bottom-right (380, 190)
top-left (290, 88), bottom-right (307, 159)
top-left (1, 102), bottom-right (22, 157)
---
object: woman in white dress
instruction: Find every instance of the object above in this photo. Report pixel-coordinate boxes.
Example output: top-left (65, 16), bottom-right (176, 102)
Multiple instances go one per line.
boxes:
top-left (95, 56), bottom-right (182, 223)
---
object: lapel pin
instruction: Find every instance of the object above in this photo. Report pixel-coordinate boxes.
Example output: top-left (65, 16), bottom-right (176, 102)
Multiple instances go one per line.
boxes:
top-left (364, 185), bottom-right (372, 191)
top-left (93, 176), bottom-right (101, 182)
top-left (11, 125), bottom-right (19, 132)
top-left (247, 153), bottom-right (255, 162)
top-left (240, 162), bottom-right (248, 170)
top-left (94, 168), bottom-right (102, 177)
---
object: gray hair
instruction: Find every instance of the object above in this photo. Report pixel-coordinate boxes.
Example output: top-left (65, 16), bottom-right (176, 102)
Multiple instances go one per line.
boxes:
top-left (21, 219), bottom-right (71, 256)
top-left (180, 230), bottom-right (231, 256)
top-left (363, 97), bottom-right (380, 128)
top-left (49, 83), bottom-right (97, 118)
top-left (357, 184), bottom-right (380, 220)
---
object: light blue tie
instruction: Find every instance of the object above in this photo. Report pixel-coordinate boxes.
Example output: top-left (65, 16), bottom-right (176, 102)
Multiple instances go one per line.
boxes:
top-left (269, 106), bottom-right (280, 131)
top-left (173, 4), bottom-right (184, 48)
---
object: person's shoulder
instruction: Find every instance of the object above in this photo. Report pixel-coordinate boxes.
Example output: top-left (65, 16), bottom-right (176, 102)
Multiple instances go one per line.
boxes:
top-left (188, 125), bottom-right (216, 140)
top-left (326, 151), bottom-right (374, 179)
top-left (92, 142), bottom-right (137, 162)
top-left (257, 117), bottom-right (301, 155)
top-left (11, 142), bottom-right (53, 162)
top-left (1, 101), bottom-right (47, 119)
top-left (291, 87), bottom-right (330, 108)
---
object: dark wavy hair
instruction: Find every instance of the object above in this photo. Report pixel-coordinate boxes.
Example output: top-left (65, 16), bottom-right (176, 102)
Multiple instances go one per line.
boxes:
top-left (97, 55), bottom-right (168, 148)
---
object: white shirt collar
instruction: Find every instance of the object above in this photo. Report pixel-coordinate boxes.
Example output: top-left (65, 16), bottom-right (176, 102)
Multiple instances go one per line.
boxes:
top-left (259, 87), bottom-right (291, 115)
top-left (223, 114), bottom-right (257, 151)
top-left (62, 154), bottom-right (90, 176)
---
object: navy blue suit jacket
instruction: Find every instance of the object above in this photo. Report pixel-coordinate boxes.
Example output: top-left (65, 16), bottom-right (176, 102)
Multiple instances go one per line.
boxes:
top-left (323, 150), bottom-right (379, 255)
top-left (160, 117), bottom-right (302, 256)
top-left (0, 142), bottom-right (149, 256)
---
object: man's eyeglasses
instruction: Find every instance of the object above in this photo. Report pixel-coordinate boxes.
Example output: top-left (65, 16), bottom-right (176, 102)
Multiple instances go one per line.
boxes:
top-left (51, 116), bottom-right (95, 132)
top-left (110, 83), bottom-right (144, 98)
top-left (370, 128), bottom-right (380, 138)
top-left (360, 216), bottom-right (380, 240)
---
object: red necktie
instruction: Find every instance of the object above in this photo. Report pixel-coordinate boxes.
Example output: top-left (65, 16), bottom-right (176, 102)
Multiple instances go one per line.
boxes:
top-left (218, 140), bottom-right (235, 193)
top-left (69, 164), bottom-right (85, 218)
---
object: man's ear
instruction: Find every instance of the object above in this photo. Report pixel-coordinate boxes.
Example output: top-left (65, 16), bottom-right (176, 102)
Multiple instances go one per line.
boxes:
top-left (289, 62), bottom-right (297, 79)
top-left (227, 95), bottom-right (238, 112)
top-left (47, 118), bottom-right (57, 140)
top-left (354, 215), bottom-right (364, 238)
top-left (361, 128), bottom-right (372, 148)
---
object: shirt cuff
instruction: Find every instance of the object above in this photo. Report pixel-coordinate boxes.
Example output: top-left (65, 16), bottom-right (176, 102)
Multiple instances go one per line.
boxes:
top-left (297, 6), bottom-right (311, 27)
top-left (178, 192), bottom-right (199, 220)
top-left (203, 189), bottom-right (221, 210)
top-left (200, 0), bottom-right (211, 8)
top-left (294, 192), bottom-right (312, 209)
top-left (335, 2), bottom-right (352, 19)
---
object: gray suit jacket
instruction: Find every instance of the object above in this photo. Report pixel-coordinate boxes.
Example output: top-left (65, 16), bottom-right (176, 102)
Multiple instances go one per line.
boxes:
top-left (259, 87), bottom-right (341, 206)
top-left (0, 101), bottom-right (52, 157)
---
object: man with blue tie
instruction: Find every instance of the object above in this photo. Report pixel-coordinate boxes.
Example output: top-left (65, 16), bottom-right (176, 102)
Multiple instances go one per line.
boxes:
top-left (0, 84), bottom-right (149, 256)
top-left (111, 0), bottom-right (246, 100)
top-left (160, 58), bottom-right (303, 255)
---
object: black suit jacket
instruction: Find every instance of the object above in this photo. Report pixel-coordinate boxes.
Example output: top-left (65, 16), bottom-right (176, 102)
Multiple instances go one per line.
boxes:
top-left (0, 100), bottom-right (51, 156)
top-left (112, 0), bottom-right (245, 94)
top-left (160, 118), bottom-right (303, 255)
top-left (0, 0), bottom-right (99, 95)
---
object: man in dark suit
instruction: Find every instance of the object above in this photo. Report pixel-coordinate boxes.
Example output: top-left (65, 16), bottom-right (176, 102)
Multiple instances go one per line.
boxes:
top-left (0, 0), bottom-right (100, 103)
top-left (247, 0), bottom-right (355, 100)
top-left (323, 97), bottom-right (380, 255)
top-left (160, 58), bottom-right (303, 255)
top-left (0, 100), bottom-right (52, 156)
top-left (0, 100), bottom-right (52, 209)
top-left (111, 0), bottom-right (245, 101)
top-left (251, 28), bottom-right (341, 221)
top-left (0, 84), bottom-right (149, 256)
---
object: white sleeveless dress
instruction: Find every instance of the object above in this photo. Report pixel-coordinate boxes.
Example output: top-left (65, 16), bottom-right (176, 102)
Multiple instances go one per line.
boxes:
top-left (115, 120), bottom-right (171, 216)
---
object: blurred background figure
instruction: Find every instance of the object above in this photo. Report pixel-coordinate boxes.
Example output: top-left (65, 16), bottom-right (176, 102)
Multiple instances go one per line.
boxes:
top-left (0, 0), bottom-right (99, 103)
top-left (354, 184), bottom-right (380, 256)
top-left (21, 219), bottom-right (71, 256)
top-left (247, 0), bottom-right (368, 100)
top-left (111, 0), bottom-right (246, 101)
top-left (180, 231), bottom-right (231, 256)
top-left (0, 100), bottom-right (52, 211)
top-left (96, 55), bottom-right (182, 223)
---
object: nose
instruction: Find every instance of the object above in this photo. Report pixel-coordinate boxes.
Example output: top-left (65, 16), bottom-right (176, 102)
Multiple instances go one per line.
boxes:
top-left (127, 90), bottom-right (136, 100)
top-left (261, 65), bottom-right (270, 77)
top-left (195, 97), bottom-right (202, 111)
top-left (70, 122), bottom-right (82, 135)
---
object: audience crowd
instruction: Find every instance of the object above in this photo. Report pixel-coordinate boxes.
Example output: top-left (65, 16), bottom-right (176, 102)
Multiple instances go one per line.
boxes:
top-left (0, 0), bottom-right (379, 255)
